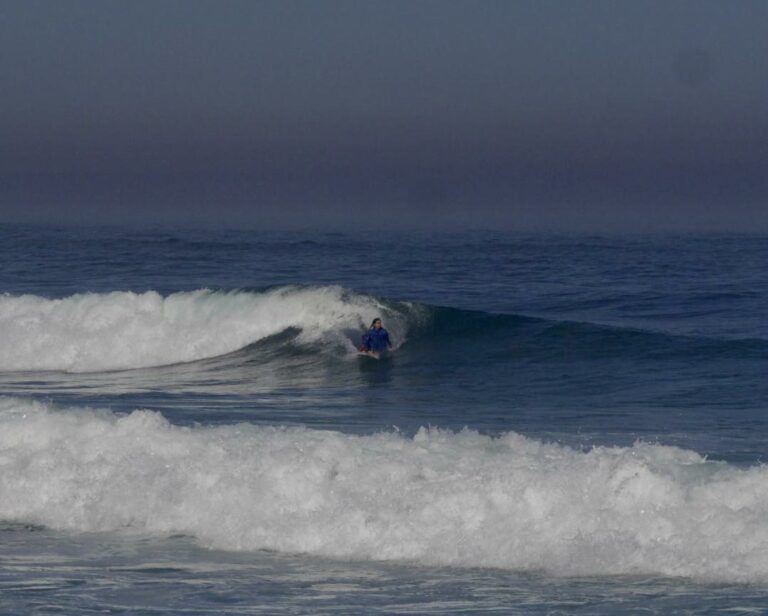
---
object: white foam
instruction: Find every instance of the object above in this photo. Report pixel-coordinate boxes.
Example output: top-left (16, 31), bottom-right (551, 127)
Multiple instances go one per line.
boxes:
top-left (0, 287), bottom-right (412, 372)
top-left (1, 397), bottom-right (767, 582)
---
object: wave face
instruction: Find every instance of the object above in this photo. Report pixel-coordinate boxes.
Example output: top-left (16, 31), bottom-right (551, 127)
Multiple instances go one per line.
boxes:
top-left (2, 397), bottom-right (768, 583)
top-left (0, 287), bottom-right (419, 372)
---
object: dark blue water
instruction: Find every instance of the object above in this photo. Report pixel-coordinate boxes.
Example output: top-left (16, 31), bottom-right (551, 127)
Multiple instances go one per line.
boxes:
top-left (1, 224), bottom-right (767, 613)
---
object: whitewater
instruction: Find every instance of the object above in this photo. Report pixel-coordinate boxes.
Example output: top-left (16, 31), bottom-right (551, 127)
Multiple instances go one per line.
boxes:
top-left (0, 287), bottom-right (415, 372)
top-left (1, 225), bottom-right (767, 614)
top-left (3, 397), bottom-right (768, 583)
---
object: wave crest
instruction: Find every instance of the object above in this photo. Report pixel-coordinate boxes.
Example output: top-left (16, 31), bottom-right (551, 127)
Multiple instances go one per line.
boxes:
top-left (0, 287), bottom-right (416, 372)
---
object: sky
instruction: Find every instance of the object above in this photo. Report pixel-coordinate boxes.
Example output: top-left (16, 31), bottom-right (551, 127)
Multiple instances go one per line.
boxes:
top-left (1, 0), bottom-right (767, 231)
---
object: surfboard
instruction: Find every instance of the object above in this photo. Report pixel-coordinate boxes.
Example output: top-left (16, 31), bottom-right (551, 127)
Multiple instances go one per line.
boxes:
top-left (357, 350), bottom-right (381, 359)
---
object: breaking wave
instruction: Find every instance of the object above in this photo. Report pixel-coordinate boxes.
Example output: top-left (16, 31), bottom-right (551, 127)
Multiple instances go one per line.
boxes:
top-left (2, 397), bottom-right (768, 583)
top-left (0, 287), bottom-right (418, 372)
top-left (1, 285), bottom-right (764, 374)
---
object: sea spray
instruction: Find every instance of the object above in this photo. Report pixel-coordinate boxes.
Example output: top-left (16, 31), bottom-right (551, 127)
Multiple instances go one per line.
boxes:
top-left (1, 397), bottom-right (767, 582)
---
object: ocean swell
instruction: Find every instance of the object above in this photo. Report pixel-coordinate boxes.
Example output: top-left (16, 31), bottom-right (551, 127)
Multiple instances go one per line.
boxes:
top-left (1, 397), bottom-right (767, 582)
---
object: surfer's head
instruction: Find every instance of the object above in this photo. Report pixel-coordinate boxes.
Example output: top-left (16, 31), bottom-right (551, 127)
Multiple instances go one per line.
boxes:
top-left (371, 318), bottom-right (382, 330)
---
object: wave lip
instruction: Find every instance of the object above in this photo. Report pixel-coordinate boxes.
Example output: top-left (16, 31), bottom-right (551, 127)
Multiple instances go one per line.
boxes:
top-left (0, 287), bottom-right (415, 372)
top-left (2, 397), bottom-right (768, 583)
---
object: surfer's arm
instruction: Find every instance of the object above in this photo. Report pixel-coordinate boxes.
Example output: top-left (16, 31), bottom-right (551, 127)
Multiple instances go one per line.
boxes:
top-left (360, 332), bottom-right (371, 351)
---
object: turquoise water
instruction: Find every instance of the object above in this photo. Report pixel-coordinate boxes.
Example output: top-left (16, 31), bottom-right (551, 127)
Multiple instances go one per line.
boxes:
top-left (1, 224), bottom-right (767, 613)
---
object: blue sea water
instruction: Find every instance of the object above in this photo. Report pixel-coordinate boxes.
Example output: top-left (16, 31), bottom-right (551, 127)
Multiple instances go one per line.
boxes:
top-left (1, 223), bottom-right (767, 614)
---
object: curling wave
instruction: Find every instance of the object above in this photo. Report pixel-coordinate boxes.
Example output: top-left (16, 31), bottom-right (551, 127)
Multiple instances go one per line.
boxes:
top-left (2, 397), bottom-right (768, 582)
top-left (2, 286), bottom-right (764, 375)
top-left (0, 287), bottom-right (418, 372)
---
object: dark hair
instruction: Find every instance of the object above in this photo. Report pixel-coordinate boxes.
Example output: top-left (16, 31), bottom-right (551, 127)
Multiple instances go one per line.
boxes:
top-left (370, 318), bottom-right (382, 327)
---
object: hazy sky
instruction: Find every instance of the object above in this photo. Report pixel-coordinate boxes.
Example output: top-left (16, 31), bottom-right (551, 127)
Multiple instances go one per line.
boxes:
top-left (1, 0), bottom-right (767, 231)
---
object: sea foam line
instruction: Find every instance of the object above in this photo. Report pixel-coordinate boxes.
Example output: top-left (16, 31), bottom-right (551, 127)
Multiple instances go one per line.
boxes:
top-left (1, 397), bottom-right (766, 582)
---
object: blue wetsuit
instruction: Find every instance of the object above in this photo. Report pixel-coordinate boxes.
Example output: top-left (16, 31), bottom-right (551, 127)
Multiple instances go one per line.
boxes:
top-left (361, 328), bottom-right (392, 352)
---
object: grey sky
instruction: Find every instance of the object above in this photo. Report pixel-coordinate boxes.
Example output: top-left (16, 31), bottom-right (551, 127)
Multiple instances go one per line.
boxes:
top-left (1, 0), bottom-right (767, 230)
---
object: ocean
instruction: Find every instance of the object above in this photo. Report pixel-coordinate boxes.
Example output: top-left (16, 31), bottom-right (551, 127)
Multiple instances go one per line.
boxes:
top-left (1, 223), bottom-right (767, 614)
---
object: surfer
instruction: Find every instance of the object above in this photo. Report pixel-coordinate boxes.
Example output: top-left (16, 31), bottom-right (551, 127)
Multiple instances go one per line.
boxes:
top-left (359, 318), bottom-right (392, 354)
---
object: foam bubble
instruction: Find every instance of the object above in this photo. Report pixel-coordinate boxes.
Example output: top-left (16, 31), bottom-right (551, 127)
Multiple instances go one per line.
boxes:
top-left (0, 287), bottom-right (413, 372)
top-left (1, 397), bottom-right (767, 582)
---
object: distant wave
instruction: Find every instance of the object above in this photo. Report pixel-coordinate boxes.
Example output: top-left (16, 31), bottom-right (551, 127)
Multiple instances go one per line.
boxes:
top-left (2, 396), bottom-right (768, 582)
top-left (1, 286), bottom-right (764, 373)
